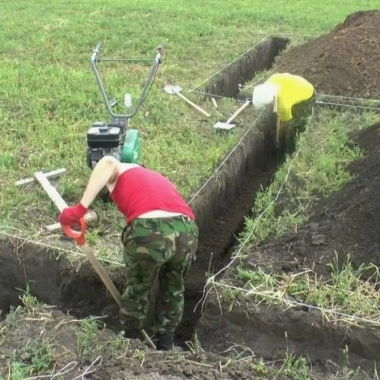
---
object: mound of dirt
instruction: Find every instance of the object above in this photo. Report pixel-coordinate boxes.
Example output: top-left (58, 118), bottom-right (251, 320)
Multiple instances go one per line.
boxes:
top-left (274, 10), bottom-right (380, 98)
top-left (249, 121), bottom-right (380, 276)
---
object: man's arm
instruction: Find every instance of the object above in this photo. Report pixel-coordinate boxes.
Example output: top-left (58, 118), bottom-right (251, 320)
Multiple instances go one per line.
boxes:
top-left (80, 156), bottom-right (120, 208)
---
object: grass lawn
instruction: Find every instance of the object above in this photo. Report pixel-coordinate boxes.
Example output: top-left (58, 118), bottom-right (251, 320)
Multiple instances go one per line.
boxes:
top-left (1, 0), bottom-right (379, 263)
top-left (2, 2), bottom-right (380, 379)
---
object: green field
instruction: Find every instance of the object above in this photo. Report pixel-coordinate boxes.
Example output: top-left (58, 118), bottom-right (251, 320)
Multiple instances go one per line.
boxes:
top-left (1, 1), bottom-right (379, 256)
top-left (2, 1), bottom-right (380, 379)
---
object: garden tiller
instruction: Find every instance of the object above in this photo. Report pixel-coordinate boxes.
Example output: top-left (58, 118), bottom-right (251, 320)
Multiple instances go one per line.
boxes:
top-left (86, 42), bottom-right (163, 169)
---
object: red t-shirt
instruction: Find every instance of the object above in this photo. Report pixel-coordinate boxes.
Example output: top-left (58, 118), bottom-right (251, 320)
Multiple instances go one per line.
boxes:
top-left (110, 166), bottom-right (195, 224)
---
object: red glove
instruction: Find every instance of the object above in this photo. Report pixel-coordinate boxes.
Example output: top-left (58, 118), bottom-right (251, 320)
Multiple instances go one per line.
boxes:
top-left (58, 203), bottom-right (88, 227)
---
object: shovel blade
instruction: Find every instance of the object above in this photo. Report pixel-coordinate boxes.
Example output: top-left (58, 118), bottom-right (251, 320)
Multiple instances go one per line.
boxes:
top-left (164, 84), bottom-right (183, 94)
top-left (213, 122), bottom-right (236, 130)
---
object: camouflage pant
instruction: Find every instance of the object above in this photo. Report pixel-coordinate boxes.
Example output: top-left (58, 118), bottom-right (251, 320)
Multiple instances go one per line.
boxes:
top-left (120, 215), bottom-right (199, 335)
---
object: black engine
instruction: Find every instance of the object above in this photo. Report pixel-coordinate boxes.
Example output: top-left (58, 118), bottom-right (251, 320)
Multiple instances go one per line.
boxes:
top-left (86, 117), bottom-right (126, 169)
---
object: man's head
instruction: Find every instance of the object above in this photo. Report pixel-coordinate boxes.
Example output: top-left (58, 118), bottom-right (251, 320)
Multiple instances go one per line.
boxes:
top-left (252, 82), bottom-right (279, 110)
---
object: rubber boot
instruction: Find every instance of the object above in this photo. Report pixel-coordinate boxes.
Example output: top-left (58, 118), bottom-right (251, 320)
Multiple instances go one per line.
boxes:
top-left (123, 326), bottom-right (141, 341)
top-left (156, 333), bottom-right (183, 352)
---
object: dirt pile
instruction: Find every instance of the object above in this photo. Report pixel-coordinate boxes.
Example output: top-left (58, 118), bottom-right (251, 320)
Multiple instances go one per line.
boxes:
top-left (250, 121), bottom-right (380, 276)
top-left (274, 10), bottom-right (380, 98)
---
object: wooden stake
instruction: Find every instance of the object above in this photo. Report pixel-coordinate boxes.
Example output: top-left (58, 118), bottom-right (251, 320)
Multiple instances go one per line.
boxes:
top-left (15, 168), bottom-right (67, 186)
top-left (32, 171), bottom-right (97, 231)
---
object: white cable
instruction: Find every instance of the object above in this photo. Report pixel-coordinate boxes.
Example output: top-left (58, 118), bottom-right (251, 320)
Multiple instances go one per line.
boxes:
top-left (194, 143), bottom-right (302, 312)
top-left (317, 93), bottom-right (380, 103)
top-left (317, 101), bottom-right (380, 111)
top-left (0, 229), bottom-right (124, 267)
top-left (188, 108), bottom-right (264, 205)
top-left (194, 134), bottom-right (380, 328)
top-left (190, 35), bottom-right (270, 91)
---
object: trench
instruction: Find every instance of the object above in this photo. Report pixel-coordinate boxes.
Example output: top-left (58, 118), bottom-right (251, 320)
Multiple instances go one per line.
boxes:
top-left (1, 36), bottom-right (379, 374)
top-left (0, 37), bottom-right (288, 332)
top-left (175, 36), bottom-right (289, 343)
top-left (5, 35), bottom-right (376, 372)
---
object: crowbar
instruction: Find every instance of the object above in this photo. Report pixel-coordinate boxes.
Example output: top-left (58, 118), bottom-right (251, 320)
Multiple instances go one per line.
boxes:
top-left (213, 100), bottom-right (251, 130)
top-left (61, 218), bottom-right (156, 350)
top-left (164, 84), bottom-right (211, 117)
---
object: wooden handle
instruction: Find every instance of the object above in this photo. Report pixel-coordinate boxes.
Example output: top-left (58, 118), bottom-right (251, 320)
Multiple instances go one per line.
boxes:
top-left (46, 211), bottom-right (97, 232)
top-left (34, 171), bottom-right (97, 231)
top-left (276, 115), bottom-right (281, 144)
top-left (226, 100), bottom-right (250, 124)
top-left (273, 96), bottom-right (278, 113)
top-left (34, 171), bottom-right (68, 211)
top-left (176, 92), bottom-right (211, 117)
top-left (16, 168), bottom-right (67, 186)
top-left (82, 244), bottom-right (156, 349)
top-left (82, 243), bottom-right (122, 306)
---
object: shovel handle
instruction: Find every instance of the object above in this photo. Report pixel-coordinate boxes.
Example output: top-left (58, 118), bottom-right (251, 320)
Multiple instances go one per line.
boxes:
top-left (226, 100), bottom-right (251, 124)
top-left (175, 92), bottom-right (211, 117)
top-left (61, 218), bottom-right (87, 246)
top-left (61, 218), bottom-right (157, 350)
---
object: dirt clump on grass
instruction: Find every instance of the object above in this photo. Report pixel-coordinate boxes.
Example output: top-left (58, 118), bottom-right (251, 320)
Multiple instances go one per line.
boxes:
top-left (274, 10), bottom-right (380, 98)
top-left (246, 120), bottom-right (380, 277)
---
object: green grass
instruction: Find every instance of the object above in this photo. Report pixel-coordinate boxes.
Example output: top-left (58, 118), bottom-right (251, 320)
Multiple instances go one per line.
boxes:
top-left (208, 107), bottom-right (380, 327)
top-left (239, 108), bottom-right (376, 246)
top-left (1, 0), bottom-right (379, 263)
top-left (2, 2), bottom-right (380, 379)
top-left (233, 253), bottom-right (380, 326)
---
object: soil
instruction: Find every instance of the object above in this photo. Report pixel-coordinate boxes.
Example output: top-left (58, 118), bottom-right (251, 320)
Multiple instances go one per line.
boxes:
top-left (177, 120), bottom-right (279, 343)
top-left (2, 10), bottom-right (380, 380)
top-left (0, 305), bottom-right (289, 380)
top-left (241, 121), bottom-right (380, 278)
top-left (193, 120), bottom-right (380, 379)
top-left (274, 10), bottom-right (380, 98)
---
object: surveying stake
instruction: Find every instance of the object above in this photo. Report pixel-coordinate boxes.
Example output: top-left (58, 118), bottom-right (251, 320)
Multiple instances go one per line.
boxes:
top-left (15, 168), bottom-right (97, 231)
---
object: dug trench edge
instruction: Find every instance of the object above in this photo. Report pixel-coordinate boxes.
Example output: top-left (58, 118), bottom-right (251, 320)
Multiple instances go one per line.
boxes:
top-left (4, 35), bottom-right (376, 367)
top-left (0, 36), bottom-right (287, 336)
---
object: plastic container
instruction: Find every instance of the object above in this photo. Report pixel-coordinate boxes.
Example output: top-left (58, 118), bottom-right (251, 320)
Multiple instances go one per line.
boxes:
top-left (121, 129), bottom-right (141, 163)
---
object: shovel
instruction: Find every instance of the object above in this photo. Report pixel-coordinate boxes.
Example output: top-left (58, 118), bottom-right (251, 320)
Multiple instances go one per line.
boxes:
top-left (213, 100), bottom-right (251, 130)
top-left (61, 218), bottom-right (156, 350)
top-left (164, 85), bottom-right (211, 117)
